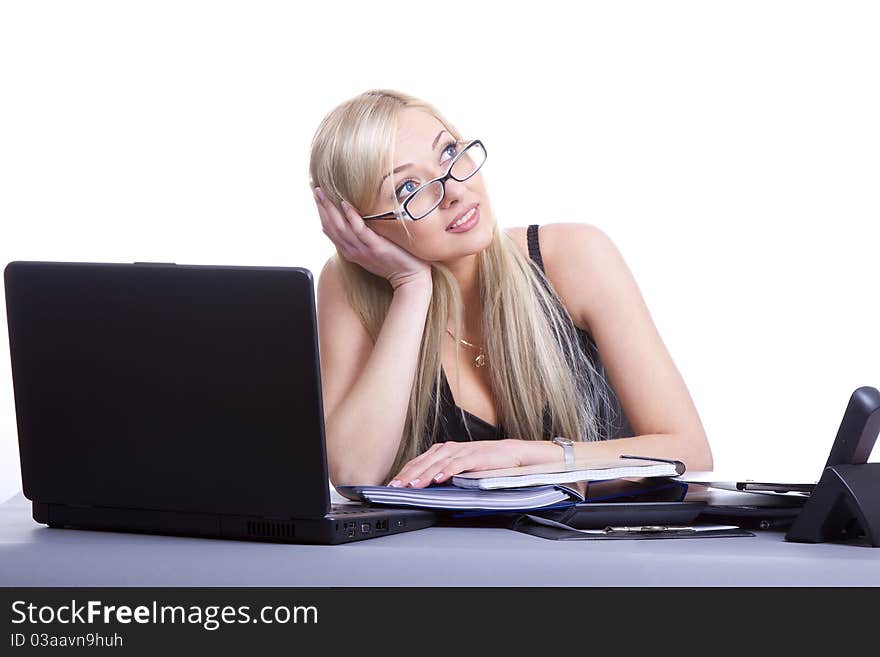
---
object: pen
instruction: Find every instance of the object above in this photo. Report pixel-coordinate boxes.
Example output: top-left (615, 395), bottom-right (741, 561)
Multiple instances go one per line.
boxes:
top-left (603, 525), bottom-right (695, 534)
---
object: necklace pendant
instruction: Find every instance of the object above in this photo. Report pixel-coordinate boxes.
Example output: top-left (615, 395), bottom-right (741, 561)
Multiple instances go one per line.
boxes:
top-left (474, 353), bottom-right (487, 368)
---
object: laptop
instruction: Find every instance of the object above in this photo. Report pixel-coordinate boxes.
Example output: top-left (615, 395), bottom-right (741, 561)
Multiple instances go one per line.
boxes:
top-left (3, 260), bottom-right (435, 544)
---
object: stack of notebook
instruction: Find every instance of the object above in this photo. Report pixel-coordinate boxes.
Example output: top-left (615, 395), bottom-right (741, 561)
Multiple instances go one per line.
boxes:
top-left (336, 455), bottom-right (687, 512)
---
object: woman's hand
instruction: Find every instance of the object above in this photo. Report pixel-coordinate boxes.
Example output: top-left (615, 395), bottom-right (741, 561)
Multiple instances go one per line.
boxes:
top-left (313, 187), bottom-right (432, 291)
top-left (387, 439), bottom-right (530, 488)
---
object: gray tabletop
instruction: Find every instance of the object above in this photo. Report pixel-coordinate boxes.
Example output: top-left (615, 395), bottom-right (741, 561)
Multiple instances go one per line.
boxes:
top-left (1, 491), bottom-right (878, 587)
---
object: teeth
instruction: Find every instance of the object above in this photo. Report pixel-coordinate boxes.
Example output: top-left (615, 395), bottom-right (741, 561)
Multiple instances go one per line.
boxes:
top-left (449, 207), bottom-right (476, 229)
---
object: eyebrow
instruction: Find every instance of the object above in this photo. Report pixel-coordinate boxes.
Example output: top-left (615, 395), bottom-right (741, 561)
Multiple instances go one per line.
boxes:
top-left (378, 130), bottom-right (449, 192)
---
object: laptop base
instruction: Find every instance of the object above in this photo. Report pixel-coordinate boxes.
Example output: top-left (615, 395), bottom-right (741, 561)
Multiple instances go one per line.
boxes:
top-left (34, 501), bottom-right (435, 545)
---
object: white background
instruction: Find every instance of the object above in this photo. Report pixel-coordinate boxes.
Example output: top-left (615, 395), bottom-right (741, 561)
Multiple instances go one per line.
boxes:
top-left (1, 0), bottom-right (878, 502)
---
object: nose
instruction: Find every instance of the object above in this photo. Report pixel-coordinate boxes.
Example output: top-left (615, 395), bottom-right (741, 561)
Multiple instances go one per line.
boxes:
top-left (439, 176), bottom-right (467, 209)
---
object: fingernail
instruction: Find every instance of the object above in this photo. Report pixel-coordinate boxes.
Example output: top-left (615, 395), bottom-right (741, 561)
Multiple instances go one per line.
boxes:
top-left (433, 472), bottom-right (445, 482)
top-left (314, 187), bottom-right (325, 202)
top-left (340, 199), bottom-right (349, 210)
top-left (387, 480), bottom-right (401, 488)
top-left (407, 478), bottom-right (421, 487)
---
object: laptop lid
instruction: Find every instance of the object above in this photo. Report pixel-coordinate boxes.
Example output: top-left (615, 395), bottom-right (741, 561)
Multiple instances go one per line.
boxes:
top-left (4, 261), bottom-right (331, 520)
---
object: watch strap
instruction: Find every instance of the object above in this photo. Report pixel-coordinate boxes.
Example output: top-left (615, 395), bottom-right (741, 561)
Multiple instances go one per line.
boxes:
top-left (552, 437), bottom-right (576, 468)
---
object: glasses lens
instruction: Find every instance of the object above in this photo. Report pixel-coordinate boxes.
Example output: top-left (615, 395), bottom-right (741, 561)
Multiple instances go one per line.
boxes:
top-left (406, 180), bottom-right (444, 219)
top-left (450, 142), bottom-right (486, 181)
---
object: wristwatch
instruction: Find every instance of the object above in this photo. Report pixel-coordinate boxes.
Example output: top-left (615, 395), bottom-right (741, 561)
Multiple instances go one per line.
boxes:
top-left (551, 437), bottom-right (575, 469)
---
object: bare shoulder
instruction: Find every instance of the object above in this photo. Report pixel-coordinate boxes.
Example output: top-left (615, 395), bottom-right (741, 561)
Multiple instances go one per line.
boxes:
top-left (504, 222), bottom-right (607, 261)
top-left (317, 252), bottom-right (342, 290)
top-left (502, 225), bottom-right (529, 252)
top-left (316, 253), bottom-right (373, 420)
top-left (316, 254), bottom-right (349, 312)
top-left (503, 222), bottom-right (614, 332)
top-left (316, 253), bottom-right (370, 340)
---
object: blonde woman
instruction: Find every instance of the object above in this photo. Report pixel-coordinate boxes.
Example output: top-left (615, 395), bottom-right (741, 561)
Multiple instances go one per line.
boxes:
top-left (309, 89), bottom-right (713, 489)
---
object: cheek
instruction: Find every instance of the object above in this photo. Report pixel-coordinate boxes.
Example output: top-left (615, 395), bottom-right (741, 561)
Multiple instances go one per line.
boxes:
top-left (369, 223), bottom-right (434, 258)
top-left (468, 173), bottom-right (488, 197)
top-left (366, 222), bottom-right (397, 242)
top-left (368, 208), bottom-right (496, 262)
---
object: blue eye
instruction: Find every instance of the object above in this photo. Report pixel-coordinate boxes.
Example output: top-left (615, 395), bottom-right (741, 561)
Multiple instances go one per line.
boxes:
top-left (441, 140), bottom-right (459, 161)
top-left (392, 140), bottom-right (463, 201)
top-left (395, 179), bottom-right (419, 201)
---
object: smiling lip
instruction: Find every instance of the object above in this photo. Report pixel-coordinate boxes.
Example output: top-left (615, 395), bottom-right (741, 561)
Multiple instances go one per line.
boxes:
top-left (446, 203), bottom-right (479, 230)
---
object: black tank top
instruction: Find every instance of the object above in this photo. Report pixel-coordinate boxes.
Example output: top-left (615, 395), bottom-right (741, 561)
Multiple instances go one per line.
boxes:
top-left (434, 224), bottom-right (634, 443)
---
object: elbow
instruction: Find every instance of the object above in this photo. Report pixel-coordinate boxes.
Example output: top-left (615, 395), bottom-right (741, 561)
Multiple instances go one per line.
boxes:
top-left (329, 463), bottom-right (387, 487)
top-left (688, 456), bottom-right (714, 473)
top-left (325, 444), bottom-right (387, 488)
top-left (325, 421), bottom-right (393, 486)
top-left (686, 433), bottom-right (714, 472)
top-left (331, 475), bottom-right (386, 487)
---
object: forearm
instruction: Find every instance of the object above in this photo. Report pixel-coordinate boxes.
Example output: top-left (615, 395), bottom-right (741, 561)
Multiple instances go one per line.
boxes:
top-left (516, 432), bottom-right (714, 472)
top-left (325, 281), bottom-right (433, 486)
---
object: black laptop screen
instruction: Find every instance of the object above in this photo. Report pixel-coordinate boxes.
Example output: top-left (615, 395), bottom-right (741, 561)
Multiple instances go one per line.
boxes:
top-left (5, 262), bottom-right (331, 519)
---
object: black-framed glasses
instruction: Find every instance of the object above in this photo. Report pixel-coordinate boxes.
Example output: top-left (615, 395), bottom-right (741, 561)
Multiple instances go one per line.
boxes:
top-left (362, 139), bottom-right (487, 221)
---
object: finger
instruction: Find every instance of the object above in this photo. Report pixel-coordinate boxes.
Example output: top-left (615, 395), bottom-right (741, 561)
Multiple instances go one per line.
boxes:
top-left (411, 440), bottom-right (509, 487)
top-left (406, 457), bottom-right (457, 488)
top-left (314, 188), bottom-right (349, 238)
top-left (388, 455), bottom-right (424, 486)
top-left (395, 443), bottom-right (460, 487)
top-left (405, 442), bottom-right (453, 470)
top-left (314, 189), bottom-right (360, 253)
top-left (339, 199), bottom-right (382, 249)
top-left (417, 455), bottom-right (478, 487)
top-left (406, 440), bottom-right (515, 487)
top-left (392, 457), bottom-right (442, 488)
top-left (406, 446), bottom-right (471, 488)
top-left (431, 469), bottom-right (455, 484)
top-left (322, 201), bottom-right (371, 260)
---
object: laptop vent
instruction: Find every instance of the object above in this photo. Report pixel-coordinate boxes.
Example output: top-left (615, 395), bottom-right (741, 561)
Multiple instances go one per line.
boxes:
top-left (246, 520), bottom-right (297, 539)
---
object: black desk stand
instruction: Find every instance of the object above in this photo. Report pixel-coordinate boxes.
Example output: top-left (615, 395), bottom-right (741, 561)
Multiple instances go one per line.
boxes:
top-left (786, 386), bottom-right (880, 546)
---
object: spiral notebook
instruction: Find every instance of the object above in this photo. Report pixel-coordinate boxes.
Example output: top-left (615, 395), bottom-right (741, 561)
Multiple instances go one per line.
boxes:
top-left (336, 477), bottom-right (689, 514)
top-left (451, 455), bottom-right (685, 490)
top-left (335, 483), bottom-right (583, 512)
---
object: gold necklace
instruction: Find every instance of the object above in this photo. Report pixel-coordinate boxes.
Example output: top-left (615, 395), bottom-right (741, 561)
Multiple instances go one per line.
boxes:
top-left (445, 328), bottom-right (488, 368)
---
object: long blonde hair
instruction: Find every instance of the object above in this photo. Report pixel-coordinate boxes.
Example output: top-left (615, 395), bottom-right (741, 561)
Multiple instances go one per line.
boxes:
top-left (309, 89), bottom-right (617, 483)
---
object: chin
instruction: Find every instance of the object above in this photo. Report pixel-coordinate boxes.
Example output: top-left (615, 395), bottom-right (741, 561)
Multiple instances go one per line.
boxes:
top-left (456, 218), bottom-right (495, 257)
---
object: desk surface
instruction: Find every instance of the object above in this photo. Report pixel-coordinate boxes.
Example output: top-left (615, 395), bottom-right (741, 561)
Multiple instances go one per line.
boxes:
top-left (1, 491), bottom-right (878, 587)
